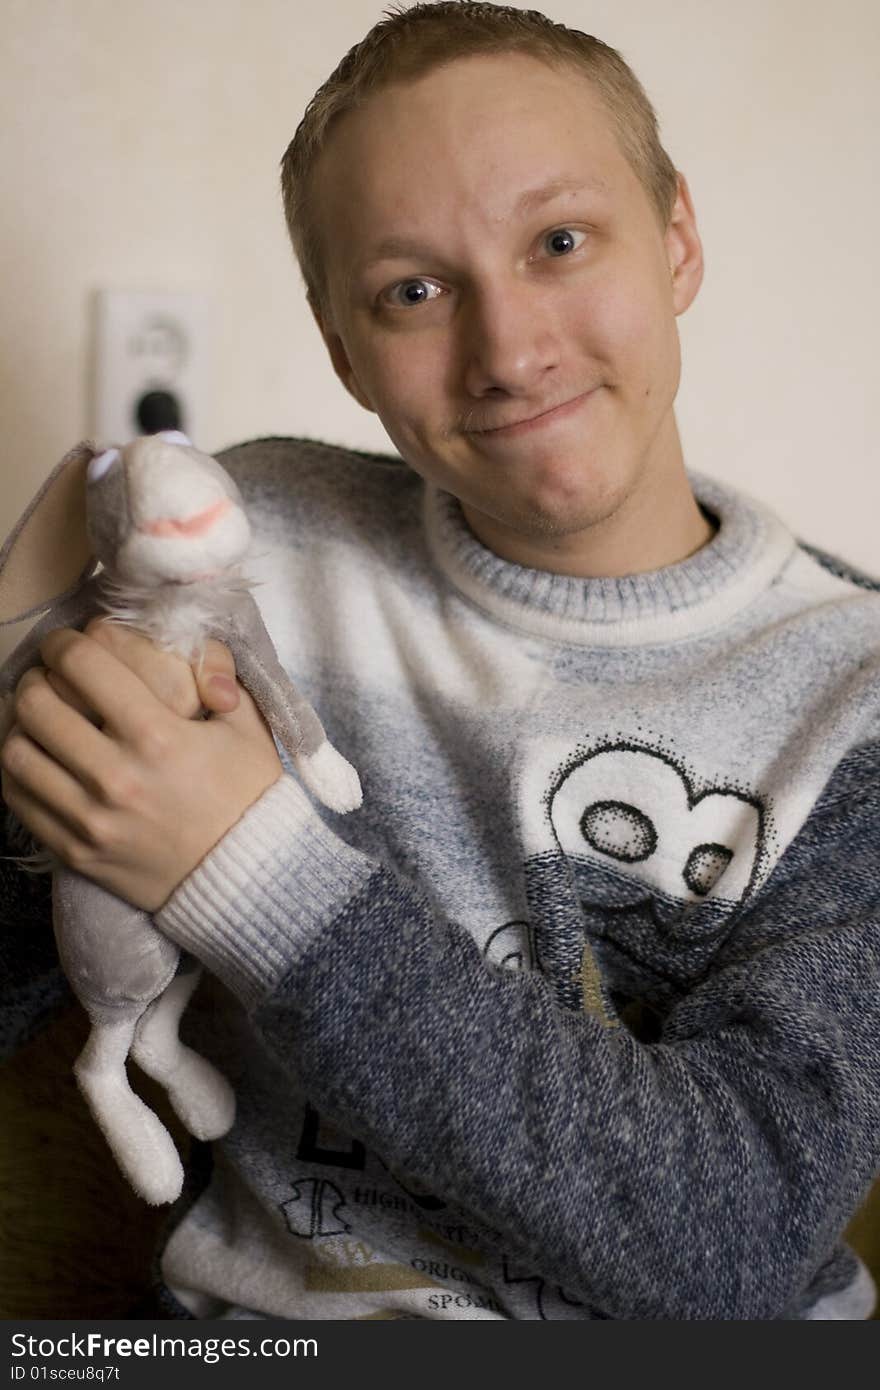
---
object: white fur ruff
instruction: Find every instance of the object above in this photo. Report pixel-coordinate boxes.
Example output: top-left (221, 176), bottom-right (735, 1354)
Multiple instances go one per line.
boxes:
top-left (97, 571), bottom-right (257, 664)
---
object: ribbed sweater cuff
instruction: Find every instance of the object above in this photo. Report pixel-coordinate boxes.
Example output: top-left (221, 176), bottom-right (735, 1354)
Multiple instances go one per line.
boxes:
top-left (155, 775), bottom-right (374, 1008)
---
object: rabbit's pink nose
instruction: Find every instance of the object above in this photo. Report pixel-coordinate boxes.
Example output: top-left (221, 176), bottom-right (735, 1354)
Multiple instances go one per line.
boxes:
top-left (141, 497), bottom-right (232, 537)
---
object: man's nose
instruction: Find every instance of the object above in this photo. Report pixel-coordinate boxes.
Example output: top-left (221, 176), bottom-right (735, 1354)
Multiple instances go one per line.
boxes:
top-left (461, 279), bottom-right (560, 397)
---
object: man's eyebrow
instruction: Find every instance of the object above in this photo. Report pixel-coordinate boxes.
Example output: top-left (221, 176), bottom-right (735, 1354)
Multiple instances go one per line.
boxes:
top-left (356, 178), bottom-right (609, 273)
top-left (357, 236), bottom-right (439, 270)
top-left (513, 175), bottom-right (609, 215)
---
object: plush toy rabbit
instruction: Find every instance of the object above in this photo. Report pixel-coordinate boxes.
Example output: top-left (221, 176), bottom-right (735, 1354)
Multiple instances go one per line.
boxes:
top-left (0, 431), bottom-right (362, 1204)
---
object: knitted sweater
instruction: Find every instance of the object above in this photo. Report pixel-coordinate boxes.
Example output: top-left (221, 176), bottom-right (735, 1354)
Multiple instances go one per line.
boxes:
top-left (5, 437), bottom-right (880, 1319)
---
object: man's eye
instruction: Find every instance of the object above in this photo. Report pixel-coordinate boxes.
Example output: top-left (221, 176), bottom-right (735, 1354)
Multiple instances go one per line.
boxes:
top-left (542, 227), bottom-right (587, 257)
top-left (384, 278), bottom-right (444, 307)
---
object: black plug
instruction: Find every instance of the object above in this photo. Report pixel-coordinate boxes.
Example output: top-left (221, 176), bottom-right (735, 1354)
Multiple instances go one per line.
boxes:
top-left (135, 389), bottom-right (185, 435)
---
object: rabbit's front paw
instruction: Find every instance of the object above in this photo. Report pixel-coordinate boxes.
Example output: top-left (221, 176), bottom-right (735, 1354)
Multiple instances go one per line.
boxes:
top-left (295, 741), bottom-right (362, 813)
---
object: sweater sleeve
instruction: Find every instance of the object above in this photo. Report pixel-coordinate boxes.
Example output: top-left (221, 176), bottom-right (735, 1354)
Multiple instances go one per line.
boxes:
top-left (156, 772), bottom-right (880, 1320)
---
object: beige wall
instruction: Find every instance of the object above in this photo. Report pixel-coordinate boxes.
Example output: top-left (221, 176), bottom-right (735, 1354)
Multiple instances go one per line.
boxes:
top-left (2, 0), bottom-right (878, 658)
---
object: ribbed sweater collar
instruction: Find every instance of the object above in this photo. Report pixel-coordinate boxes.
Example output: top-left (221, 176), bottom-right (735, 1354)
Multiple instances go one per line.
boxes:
top-left (424, 471), bottom-right (796, 648)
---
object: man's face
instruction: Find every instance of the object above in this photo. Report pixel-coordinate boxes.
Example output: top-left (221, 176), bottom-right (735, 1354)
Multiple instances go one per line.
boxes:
top-left (311, 52), bottom-right (702, 562)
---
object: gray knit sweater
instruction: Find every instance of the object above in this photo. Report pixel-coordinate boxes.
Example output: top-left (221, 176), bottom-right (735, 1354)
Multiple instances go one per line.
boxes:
top-left (6, 436), bottom-right (880, 1319)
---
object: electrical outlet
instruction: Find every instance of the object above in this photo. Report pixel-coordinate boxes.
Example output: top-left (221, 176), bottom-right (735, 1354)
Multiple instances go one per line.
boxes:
top-left (91, 290), bottom-right (212, 446)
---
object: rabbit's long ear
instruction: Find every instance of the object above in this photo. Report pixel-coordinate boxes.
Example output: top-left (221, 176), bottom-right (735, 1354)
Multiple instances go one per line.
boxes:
top-left (0, 442), bottom-right (99, 626)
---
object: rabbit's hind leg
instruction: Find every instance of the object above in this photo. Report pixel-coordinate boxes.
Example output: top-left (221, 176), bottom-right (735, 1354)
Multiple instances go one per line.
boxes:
top-left (131, 968), bottom-right (235, 1141)
top-left (74, 1012), bottom-right (184, 1206)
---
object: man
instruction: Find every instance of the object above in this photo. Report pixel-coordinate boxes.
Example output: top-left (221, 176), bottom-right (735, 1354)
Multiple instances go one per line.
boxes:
top-left (3, 3), bottom-right (879, 1319)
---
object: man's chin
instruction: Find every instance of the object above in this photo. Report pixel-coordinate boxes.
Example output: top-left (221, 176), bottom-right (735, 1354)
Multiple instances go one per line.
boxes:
top-left (460, 491), bottom-right (627, 562)
top-left (469, 483), bottom-right (628, 542)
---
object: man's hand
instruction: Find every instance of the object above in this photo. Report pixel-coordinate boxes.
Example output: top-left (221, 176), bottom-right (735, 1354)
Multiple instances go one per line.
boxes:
top-left (87, 617), bottom-right (243, 719)
top-left (0, 621), bottom-right (282, 911)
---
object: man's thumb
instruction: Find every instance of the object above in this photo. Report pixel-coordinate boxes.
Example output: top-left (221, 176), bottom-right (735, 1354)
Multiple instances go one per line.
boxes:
top-left (195, 640), bottom-right (240, 714)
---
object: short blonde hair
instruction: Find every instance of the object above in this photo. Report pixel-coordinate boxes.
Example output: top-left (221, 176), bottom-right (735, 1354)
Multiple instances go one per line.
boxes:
top-left (281, 2), bottom-right (679, 306)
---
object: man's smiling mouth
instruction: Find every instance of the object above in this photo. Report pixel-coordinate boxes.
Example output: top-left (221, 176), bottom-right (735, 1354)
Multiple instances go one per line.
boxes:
top-left (467, 388), bottom-right (601, 439)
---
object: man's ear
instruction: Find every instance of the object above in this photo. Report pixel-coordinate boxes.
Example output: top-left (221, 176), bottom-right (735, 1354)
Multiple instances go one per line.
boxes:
top-left (665, 173), bottom-right (704, 316)
top-left (308, 294), bottom-right (376, 414)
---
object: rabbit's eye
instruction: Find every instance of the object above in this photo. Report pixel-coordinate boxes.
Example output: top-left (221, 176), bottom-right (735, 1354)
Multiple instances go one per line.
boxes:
top-left (87, 448), bottom-right (120, 483)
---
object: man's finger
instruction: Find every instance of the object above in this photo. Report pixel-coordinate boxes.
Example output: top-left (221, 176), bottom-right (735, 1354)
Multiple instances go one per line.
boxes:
top-left (85, 618), bottom-right (201, 720)
top-left (45, 668), bottom-right (101, 723)
top-left (86, 618), bottom-right (238, 717)
top-left (194, 639), bottom-right (240, 714)
top-left (1, 732), bottom-right (100, 849)
top-left (11, 668), bottom-right (115, 794)
top-left (39, 628), bottom-right (175, 744)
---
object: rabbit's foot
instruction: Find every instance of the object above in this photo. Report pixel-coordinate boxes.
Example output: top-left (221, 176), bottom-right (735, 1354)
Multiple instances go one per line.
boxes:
top-left (132, 973), bottom-right (236, 1140)
top-left (133, 1034), bottom-right (236, 1139)
top-left (75, 1050), bottom-right (184, 1205)
top-left (295, 741), bottom-right (363, 813)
